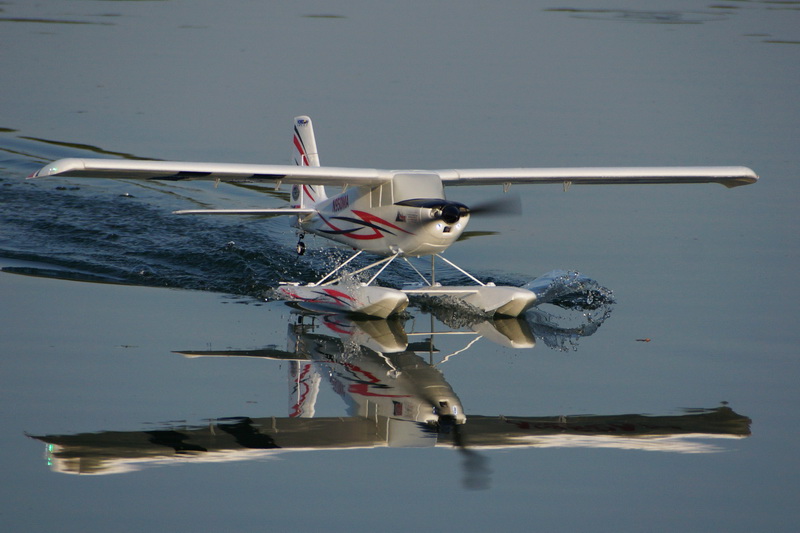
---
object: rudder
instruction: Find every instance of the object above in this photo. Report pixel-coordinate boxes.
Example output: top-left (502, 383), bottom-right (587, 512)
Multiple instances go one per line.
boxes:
top-left (291, 116), bottom-right (326, 207)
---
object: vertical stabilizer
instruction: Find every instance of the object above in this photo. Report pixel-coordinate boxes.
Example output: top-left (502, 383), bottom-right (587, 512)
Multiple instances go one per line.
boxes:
top-left (292, 116), bottom-right (320, 167)
top-left (291, 115), bottom-right (326, 207)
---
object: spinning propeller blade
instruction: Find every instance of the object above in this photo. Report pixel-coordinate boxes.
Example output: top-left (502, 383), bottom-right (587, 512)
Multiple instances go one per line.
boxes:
top-left (446, 417), bottom-right (492, 491)
top-left (466, 194), bottom-right (522, 217)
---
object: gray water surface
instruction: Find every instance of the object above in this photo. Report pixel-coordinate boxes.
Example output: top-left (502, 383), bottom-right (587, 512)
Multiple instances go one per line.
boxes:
top-left (1, 1), bottom-right (798, 531)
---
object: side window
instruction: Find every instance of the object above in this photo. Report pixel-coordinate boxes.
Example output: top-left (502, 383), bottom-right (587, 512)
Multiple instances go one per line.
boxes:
top-left (370, 184), bottom-right (393, 207)
top-left (380, 184), bottom-right (393, 206)
top-left (392, 173), bottom-right (443, 202)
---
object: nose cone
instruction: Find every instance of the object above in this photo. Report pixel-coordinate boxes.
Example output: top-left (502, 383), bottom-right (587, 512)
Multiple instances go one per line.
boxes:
top-left (407, 213), bottom-right (468, 256)
top-left (440, 203), bottom-right (461, 224)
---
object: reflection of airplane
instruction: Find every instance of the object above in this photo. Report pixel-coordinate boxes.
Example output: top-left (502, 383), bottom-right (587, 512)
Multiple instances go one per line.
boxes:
top-left (178, 312), bottom-right (540, 428)
top-left (30, 312), bottom-right (751, 479)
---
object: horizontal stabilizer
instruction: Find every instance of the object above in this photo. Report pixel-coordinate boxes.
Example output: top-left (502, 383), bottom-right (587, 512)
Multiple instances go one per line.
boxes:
top-left (173, 208), bottom-right (315, 216)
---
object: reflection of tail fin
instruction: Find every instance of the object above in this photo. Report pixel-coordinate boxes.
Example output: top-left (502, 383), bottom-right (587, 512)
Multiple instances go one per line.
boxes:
top-left (291, 115), bottom-right (326, 207)
top-left (289, 361), bottom-right (322, 418)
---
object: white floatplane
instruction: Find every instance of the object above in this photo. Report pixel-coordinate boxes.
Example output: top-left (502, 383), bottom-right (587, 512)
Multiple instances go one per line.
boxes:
top-left (29, 116), bottom-right (758, 317)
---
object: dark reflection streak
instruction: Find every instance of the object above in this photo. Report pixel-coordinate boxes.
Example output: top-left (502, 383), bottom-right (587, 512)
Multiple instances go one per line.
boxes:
top-left (543, 9), bottom-right (727, 25)
top-left (19, 136), bottom-right (154, 161)
top-left (302, 14), bottom-right (347, 19)
top-left (0, 145), bottom-right (50, 164)
top-left (0, 18), bottom-right (115, 26)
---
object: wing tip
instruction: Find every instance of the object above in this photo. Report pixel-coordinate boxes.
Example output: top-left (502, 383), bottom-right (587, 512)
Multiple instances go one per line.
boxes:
top-left (28, 157), bottom-right (85, 179)
top-left (721, 167), bottom-right (759, 188)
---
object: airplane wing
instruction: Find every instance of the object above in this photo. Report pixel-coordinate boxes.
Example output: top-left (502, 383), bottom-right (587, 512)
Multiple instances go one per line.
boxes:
top-left (30, 158), bottom-right (758, 189)
top-left (436, 166), bottom-right (758, 188)
top-left (29, 157), bottom-right (388, 186)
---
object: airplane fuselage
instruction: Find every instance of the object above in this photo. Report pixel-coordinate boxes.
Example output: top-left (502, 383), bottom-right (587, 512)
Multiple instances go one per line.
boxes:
top-left (295, 182), bottom-right (470, 257)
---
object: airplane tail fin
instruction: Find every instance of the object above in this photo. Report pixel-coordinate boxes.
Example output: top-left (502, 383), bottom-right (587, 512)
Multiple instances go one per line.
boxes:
top-left (291, 115), bottom-right (326, 207)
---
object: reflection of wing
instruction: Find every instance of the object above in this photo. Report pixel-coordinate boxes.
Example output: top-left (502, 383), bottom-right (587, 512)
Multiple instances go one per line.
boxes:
top-left (31, 158), bottom-right (757, 188)
top-left (31, 407), bottom-right (751, 475)
top-left (449, 407), bottom-right (752, 448)
top-left (174, 348), bottom-right (308, 360)
top-left (436, 166), bottom-right (758, 188)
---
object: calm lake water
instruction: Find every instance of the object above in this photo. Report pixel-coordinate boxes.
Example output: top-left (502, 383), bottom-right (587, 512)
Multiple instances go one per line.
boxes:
top-left (1, 1), bottom-right (798, 531)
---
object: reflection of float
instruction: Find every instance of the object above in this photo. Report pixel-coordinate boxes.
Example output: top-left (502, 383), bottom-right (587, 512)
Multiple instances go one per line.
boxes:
top-left (31, 311), bottom-right (751, 478)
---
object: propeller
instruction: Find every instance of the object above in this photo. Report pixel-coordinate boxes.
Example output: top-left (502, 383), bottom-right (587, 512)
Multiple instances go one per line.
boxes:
top-left (439, 415), bottom-right (493, 491)
top-left (466, 194), bottom-right (522, 217)
top-left (396, 194), bottom-right (522, 225)
top-left (438, 194), bottom-right (521, 225)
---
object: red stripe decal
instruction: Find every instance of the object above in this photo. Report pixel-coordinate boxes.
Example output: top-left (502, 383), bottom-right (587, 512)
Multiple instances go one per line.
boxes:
top-left (320, 211), bottom-right (413, 241)
top-left (322, 288), bottom-right (355, 302)
top-left (293, 134), bottom-right (309, 166)
top-left (303, 184), bottom-right (316, 202)
top-left (352, 210), bottom-right (411, 235)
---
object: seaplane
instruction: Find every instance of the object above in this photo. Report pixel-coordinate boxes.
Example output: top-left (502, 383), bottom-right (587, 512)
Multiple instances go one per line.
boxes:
top-left (29, 116), bottom-right (758, 318)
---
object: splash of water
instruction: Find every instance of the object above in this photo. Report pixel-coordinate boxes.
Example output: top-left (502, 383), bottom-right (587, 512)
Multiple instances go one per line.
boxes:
top-left (524, 269), bottom-right (615, 309)
top-left (520, 270), bottom-right (615, 351)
